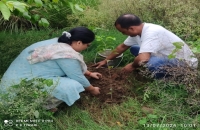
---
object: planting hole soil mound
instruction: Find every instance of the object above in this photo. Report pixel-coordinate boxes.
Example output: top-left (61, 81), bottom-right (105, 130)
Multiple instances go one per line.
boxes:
top-left (80, 65), bottom-right (135, 104)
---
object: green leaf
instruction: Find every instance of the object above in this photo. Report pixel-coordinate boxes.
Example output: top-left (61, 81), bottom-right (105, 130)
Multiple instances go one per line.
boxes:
top-left (173, 42), bottom-right (184, 49)
top-left (68, 2), bottom-right (75, 13)
top-left (52, 0), bottom-right (59, 3)
top-left (106, 36), bottom-right (116, 41)
top-left (42, 0), bottom-right (48, 3)
top-left (0, 1), bottom-right (11, 20)
top-left (34, 0), bottom-right (43, 7)
top-left (7, 1), bottom-right (29, 13)
top-left (108, 65), bottom-right (114, 69)
top-left (20, 79), bottom-right (28, 85)
top-left (138, 118), bottom-right (147, 125)
top-left (23, 12), bottom-right (31, 20)
top-left (7, 1), bottom-right (29, 8)
top-left (33, 14), bottom-right (40, 21)
top-left (33, 110), bottom-right (39, 118)
top-left (38, 18), bottom-right (49, 28)
top-left (53, 5), bottom-right (60, 11)
top-left (147, 114), bottom-right (158, 119)
top-left (75, 4), bottom-right (83, 12)
top-left (168, 54), bottom-right (175, 59)
top-left (192, 47), bottom-right (198, 53)
top-left (96, 35), bottom-right (103, 41)
top-left (48, 4), bottom-right (53, 9)
top-left (6, 2), bottom-right (14, 12)
top-left (11, 85), bottom-right (20, 88)
top-left (43, 79), bottom-right (53, 87)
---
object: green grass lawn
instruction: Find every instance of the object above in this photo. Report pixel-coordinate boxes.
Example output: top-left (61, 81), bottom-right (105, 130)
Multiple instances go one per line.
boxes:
top-left (0, 29), bottom-right (199, 130)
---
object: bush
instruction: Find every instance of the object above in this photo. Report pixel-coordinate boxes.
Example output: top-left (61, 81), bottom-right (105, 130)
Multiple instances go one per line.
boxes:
top-left (0, 78), bottom-right (55, 124)
top-left (69, 0), bottom-right (200, 41)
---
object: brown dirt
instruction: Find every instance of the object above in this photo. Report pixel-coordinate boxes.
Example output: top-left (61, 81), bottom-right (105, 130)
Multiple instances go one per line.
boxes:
top-left (56, 64), bottom-right (151, 114)
top-left (80, 65), bottom-right (136, 104)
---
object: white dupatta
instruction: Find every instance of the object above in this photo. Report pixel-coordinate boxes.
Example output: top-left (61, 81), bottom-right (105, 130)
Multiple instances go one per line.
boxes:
top-left (27, 43), bottom-right (87, 73)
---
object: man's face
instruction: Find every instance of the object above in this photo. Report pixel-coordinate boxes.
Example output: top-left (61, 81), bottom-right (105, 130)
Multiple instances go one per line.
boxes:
top-left (115, 24), bottom-right (138, 37)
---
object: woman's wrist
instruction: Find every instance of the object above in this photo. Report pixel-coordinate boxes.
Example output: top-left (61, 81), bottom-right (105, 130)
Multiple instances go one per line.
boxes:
top-left (85, 85), bottom-right (94, 92)
top-left (87, 71), bottom-right (92, 76)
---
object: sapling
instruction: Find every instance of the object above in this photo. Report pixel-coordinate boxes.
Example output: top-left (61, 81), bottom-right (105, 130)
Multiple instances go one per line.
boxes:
top-left (95, 35), bottom-right (116, 53)
top-left (94, 30), bottom-right (121, 101)
top-left (94, 28), bottom-right (123, 68)
top-left (106, 60), bottom-right (114, 101)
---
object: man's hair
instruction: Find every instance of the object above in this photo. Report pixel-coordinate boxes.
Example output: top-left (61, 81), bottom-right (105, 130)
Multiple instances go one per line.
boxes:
top-left (114, 14), bottom-right (142, 29)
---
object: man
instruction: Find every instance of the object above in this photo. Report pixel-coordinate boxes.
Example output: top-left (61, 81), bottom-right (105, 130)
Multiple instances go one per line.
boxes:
top-left (93, 14), bottom-right (198, 79)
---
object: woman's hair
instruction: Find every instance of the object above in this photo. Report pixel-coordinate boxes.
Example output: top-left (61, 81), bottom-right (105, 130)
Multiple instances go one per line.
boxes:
top-left (58, 27), bottom-right (95, 45)
top-left (114, 14), bottom-right (142, 29)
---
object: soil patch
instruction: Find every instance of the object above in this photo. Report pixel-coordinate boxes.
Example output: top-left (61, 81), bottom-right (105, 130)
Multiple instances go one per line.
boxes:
top-left (56, 64), bottom-right (151, 114)
top-left (80, 65), bottom-right (136, 104)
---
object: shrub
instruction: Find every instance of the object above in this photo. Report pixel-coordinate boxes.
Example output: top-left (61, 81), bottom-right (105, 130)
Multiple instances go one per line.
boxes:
top-left (0, 78), bottom-right (55, 122)
top-left (69, 0), bottom-right (200, 41)
top-left (0, 0), bottom-right (85, 32)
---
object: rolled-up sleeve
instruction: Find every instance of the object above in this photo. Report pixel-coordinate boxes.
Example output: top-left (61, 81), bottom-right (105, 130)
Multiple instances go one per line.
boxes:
top-left (55, 58), bottom-right (91, 88)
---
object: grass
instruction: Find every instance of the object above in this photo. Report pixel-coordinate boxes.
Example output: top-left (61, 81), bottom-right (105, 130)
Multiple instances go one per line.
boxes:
top-left (0, 29), bottom-right (61, 75)
top-left (0, 29), bottom-right (200, 130)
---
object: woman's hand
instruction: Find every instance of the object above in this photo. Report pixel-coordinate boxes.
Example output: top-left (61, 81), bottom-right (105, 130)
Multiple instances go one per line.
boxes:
top-left (90, 87), bottom-right (100, 95)
top-left (85, 85), bottom-right (100, 95)
top-left (90, 72), bottom-right (102, 79)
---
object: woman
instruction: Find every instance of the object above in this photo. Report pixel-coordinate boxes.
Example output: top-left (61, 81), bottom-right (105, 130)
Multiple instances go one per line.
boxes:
top-left (0, 27), bottom-right (102, 110)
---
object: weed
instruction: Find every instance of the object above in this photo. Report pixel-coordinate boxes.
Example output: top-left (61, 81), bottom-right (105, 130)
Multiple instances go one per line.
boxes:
top-left (0, 78), bottom-right (55, 121)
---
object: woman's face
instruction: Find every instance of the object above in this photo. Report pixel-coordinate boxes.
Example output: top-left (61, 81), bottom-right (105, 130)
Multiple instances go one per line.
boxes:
top-left (71, 41), bottom-right (91, 52)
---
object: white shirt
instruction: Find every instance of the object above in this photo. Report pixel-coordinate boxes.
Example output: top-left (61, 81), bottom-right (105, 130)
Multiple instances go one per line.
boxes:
top-left (124, 23), bottom-right (198, 68)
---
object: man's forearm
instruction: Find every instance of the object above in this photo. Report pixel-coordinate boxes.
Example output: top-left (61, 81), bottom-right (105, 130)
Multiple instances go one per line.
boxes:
top-left (105, 49), bottom-right (121, 60)
top-left (132, 56), bottom-right (141, 68)
top-left (106, 44), bottom-right (129, 60)
top-left (132, 53), bottom-right (150, 68)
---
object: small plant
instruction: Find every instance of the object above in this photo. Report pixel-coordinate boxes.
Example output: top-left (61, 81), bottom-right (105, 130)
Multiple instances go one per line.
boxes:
top-left (93, 27), bottom-right (116, 53)
top-left (95, 35), bottom-right (116, 52)
top-left (0, 78), bottom-right (55, 121)
top-left (138, 114), bottom-right (159, 126)
top-left (188, 38), bottom-right (200, 54)
top-left (106, 60), bottom-right (114, 101)
top-left (168, 42), bottom-right (184, 59)
top-left (92, 27), bottom-right (124, 68)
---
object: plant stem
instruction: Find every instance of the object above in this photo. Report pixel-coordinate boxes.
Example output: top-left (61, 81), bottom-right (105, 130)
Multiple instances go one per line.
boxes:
top-left (107, 61), bottom-right (113, 100)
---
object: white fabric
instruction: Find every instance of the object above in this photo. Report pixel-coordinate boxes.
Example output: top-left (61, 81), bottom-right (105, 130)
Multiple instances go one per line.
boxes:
top-left (27, 43), bottom-right (87, 73)
top-left (124, 23), bottom-right (198, 68)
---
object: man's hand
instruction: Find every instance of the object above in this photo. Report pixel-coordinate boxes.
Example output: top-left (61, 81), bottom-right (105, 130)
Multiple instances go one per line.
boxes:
top-left (122, 63), bottom-right (135, 73)
top-left (92, 59), bottom-right (107, 68)
top-left (122, 53), bottom-right (150, 73)
top-left (90, 72), bottom-right (102, 79)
